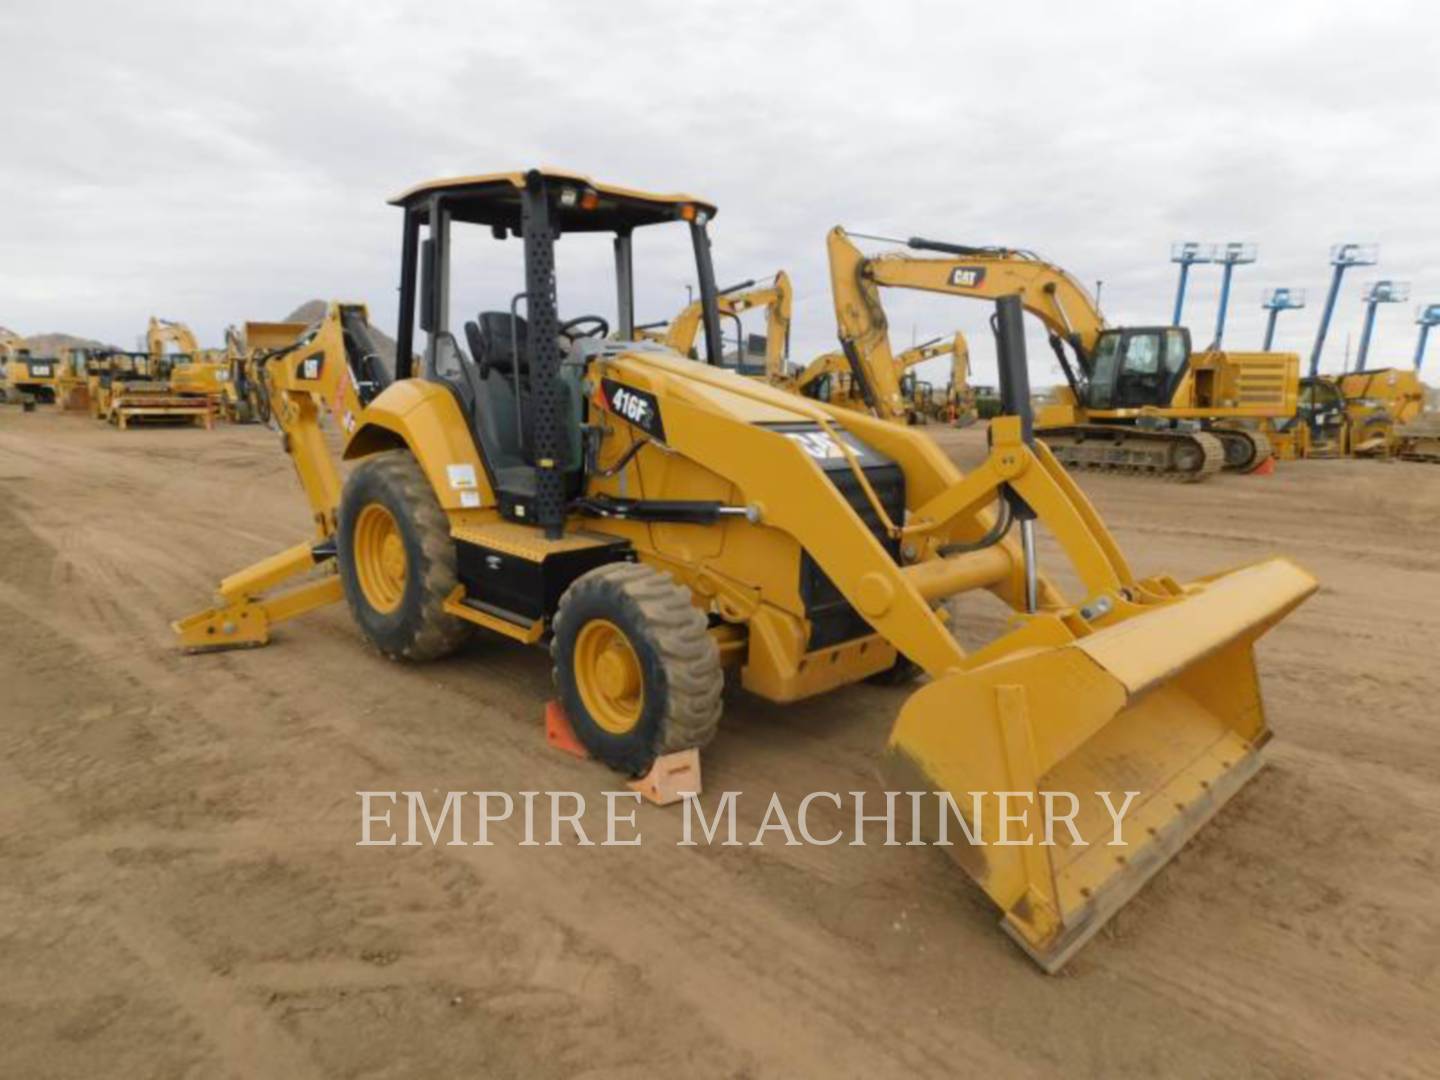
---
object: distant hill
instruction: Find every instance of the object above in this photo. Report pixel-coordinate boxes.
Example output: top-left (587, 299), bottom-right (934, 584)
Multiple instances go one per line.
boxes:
top-left (0, 327), bottom-right (117, 356)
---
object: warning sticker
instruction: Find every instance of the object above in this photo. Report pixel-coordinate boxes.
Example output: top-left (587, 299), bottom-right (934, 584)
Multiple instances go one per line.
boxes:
top-left (447, 464), bottom-right (477, 490)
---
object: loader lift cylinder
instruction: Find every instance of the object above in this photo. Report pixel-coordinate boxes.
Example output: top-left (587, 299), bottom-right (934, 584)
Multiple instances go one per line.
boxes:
top-left (993, 294), bottom-right (1039, 612)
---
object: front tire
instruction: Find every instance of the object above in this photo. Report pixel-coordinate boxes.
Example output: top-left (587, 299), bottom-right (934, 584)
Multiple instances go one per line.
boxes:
top-left (337, 450), bottom-right (471, 661)
top-left (552, 563), bottom-right (722, 776)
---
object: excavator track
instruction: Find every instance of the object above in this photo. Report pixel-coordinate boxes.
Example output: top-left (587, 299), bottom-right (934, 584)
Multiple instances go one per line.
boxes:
top-left (1211, 428), bottom-right (1273, 473)
top-left (1038, 424), bottom-right (1225, 482)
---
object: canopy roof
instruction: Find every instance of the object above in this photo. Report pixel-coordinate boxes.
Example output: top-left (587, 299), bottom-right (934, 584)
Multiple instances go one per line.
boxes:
top-left (388, 169), bottom-right (717, 233)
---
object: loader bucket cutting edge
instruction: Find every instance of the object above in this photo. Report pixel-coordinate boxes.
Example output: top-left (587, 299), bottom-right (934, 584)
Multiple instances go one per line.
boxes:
top-left (884, 557), bottom-right (1316, 972)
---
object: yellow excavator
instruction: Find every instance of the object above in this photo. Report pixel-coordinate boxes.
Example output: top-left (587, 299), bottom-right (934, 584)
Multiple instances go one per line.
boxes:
top-left (827, 229), bottom-right (1297, 480)
top-left (148, 316), bottom-right (231, 418)
top-left (893, 333), bottom-right (973, 424)
top-left (639, 271), bottom-right (793, 380)
top-left (173, 169), bottom-right (1315, 971)
top-left (791, 332), bottom-right (964, 425)
top-left (0, 331), bottom-right (61, 407)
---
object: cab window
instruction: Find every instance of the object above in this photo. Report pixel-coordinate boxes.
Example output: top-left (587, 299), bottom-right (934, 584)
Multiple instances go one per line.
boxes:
top-left (1163, 330), bottom-right (1189, 376)
top-left (1122, 334), bottom-right (1160, 375)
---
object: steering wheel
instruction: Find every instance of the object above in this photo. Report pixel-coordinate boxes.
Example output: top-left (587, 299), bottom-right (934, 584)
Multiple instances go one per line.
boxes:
top-left (559, 315), bottom-right (610, 342)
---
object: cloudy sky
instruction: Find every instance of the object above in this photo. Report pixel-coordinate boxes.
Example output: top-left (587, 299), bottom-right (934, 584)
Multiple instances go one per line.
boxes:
top-left (4, 1), bottom-right (1438, 386)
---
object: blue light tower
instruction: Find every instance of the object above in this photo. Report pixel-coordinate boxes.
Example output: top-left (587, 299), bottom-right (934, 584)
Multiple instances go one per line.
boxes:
top-left (1354, 280), bottom-right (1409, 372)
top-left (1309, 243), bottom-right (1378, 377)
top-left (1260, 287), bottom-right (1306, 350)
top-left (1169, 242), bottom-right (1216, 325)
top-left (1412, 303), bottom-right (1440, 373)
top-left (1212, 242), bottom-right (1257, 348)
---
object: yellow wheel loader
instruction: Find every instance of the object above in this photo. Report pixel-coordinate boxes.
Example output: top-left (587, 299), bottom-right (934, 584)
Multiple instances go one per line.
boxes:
top-left (55, 345), bottom-right (99, 411)
top-left (173, 169), bottom-right (1315, 971)
top-left (219, 321), bottom-right (305, 425)
top-left (1265, 367), bottom-right (1428, 460)
top-left (827, 229), bottom-right (1298, 480)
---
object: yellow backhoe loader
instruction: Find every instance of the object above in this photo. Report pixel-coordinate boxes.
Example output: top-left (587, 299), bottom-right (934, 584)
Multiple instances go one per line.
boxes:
top-left (173, 169), bottom-right (1315, 971)
top-left (827, 229), bottom-right (1298, 480)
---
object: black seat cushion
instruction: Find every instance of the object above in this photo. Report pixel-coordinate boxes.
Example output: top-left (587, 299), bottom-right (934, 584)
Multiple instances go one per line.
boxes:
top-left (468, 312), bottom-right (529, 379)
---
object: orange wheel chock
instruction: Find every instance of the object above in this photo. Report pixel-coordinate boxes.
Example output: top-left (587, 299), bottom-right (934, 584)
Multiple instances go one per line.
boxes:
top-left (542, 700), bottom-right (703, 806)
top-left (544, 700), bottom-right (590, 759)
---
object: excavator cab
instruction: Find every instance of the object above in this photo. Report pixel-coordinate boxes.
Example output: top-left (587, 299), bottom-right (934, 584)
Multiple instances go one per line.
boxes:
top-left (1083, 326), bottom-right (1190, 409)
top-left (390, 170), bottom-right (723, 535)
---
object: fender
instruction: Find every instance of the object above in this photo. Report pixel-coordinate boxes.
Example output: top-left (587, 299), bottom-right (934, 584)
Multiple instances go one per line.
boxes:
top-left (343, 379), bottom-right (496, 511)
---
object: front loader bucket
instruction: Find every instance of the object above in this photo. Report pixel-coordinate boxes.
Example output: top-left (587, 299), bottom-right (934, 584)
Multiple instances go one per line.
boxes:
top-left (886, 557), bottom-right (1316, 972)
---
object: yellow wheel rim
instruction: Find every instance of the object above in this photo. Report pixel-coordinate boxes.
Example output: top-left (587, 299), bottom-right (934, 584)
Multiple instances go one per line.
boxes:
top-left (574, 619), bottom-right (644, 735)
top-left (353, 503), bottom-right (407, 614)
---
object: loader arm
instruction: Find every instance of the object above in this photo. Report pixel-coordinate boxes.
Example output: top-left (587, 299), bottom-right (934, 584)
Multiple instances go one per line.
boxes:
top-left (599, 300), bottom-right (1313, 972)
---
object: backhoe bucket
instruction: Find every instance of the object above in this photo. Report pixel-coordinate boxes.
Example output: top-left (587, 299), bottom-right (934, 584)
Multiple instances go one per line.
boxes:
top-left (886, 557), bottom-right (1316, 972)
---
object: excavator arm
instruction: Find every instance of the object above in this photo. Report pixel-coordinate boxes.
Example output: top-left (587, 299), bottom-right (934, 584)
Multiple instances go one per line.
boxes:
top-left (147, 317), bottom-right (201, 356)
top-left (652, 272), bottom-right (793, 379)
top-left (828, 227), bottom-right (1105, 397)
top-left (172, 304), bottom-right (376, 651)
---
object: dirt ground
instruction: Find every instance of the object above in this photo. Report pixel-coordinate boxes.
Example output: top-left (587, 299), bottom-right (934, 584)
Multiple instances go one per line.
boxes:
top-left (2, 407), bottom-right (1438, 1079)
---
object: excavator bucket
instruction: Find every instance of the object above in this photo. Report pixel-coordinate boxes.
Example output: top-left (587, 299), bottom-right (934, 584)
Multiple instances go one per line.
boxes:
top-left (886, 557), bottom-right (1316, 972)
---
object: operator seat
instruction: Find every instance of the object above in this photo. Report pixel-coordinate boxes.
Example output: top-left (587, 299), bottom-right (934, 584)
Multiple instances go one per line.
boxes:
top-left (462, 311), bottom-right (584, 506)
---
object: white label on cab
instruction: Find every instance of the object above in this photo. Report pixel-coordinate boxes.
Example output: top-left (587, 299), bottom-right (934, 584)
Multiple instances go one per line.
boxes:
top-left (447, 464), bottom-right (477, 490)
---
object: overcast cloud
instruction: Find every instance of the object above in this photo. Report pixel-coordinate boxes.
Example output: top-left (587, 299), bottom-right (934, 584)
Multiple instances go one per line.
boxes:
top-left (3, 0), bottom-right (1438, 386)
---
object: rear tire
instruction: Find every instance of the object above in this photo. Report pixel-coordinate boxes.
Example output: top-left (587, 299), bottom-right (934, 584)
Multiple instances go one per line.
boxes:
top-left (337, 450), bottom-right (471, 661)
top-left (552, 562), bottom-right (722, 776)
